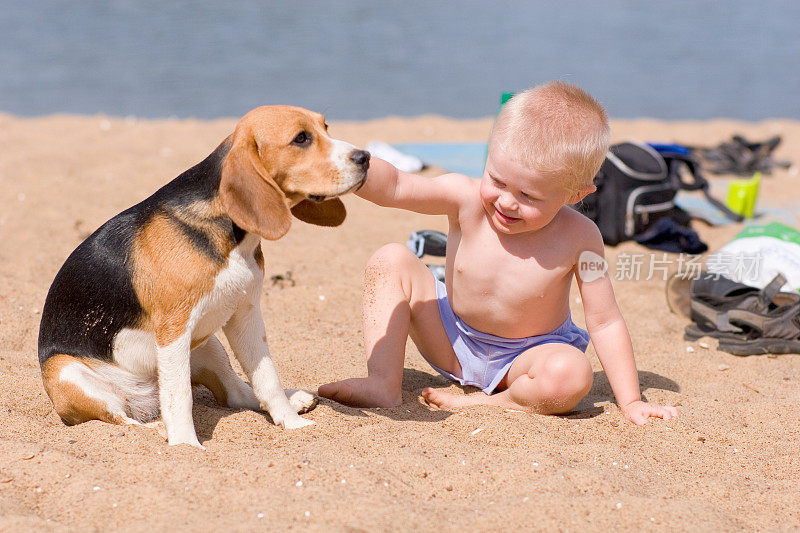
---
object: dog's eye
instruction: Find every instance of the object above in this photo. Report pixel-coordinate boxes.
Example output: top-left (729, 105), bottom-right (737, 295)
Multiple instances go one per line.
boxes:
top-left (291, 131), bottom-right (312, 146)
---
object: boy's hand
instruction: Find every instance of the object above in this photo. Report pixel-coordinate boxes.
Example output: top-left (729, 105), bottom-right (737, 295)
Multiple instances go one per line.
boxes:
top-left (620, 400), bottom-right (678, 425)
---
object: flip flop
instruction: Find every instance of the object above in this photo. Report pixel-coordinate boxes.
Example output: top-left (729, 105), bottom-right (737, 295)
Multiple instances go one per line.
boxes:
top-left (406, 230), bottom-right (447, 258)
top-left (427, 264), bottom-right (445, 282)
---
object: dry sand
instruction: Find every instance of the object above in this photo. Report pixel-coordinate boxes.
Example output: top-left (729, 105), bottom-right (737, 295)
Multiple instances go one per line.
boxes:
top-left (0, 112), bottom-right (798, 531)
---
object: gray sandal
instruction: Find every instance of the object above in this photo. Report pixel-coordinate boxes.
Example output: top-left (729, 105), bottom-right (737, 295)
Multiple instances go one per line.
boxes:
top-left (681, 273), bottom-right (800, 355)
top-left (683, 274), bottom-right (798, 341)
top-left (717, 298), bottom-right (800, 355)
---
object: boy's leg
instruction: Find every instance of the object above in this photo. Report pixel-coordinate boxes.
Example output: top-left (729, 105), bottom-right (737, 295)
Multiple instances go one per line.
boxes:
top-left (422, 343), bottom-right (592, 414)
top-left (318, 243), bottom-right (460, 407)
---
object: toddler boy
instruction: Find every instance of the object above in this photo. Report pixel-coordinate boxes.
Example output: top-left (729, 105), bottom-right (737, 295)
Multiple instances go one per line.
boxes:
top-left (319, 82), bottom-right (677, 424)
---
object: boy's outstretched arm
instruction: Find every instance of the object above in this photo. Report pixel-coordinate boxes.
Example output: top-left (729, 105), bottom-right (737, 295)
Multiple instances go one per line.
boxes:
top-left (357, 156), bottom-right (472, 216)
top-left (575, 226), bottom-right (679, 425)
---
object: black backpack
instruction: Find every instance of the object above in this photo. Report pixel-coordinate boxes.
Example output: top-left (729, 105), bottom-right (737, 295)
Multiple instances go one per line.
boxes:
top-left (574, 141), bottom-right (742, 245)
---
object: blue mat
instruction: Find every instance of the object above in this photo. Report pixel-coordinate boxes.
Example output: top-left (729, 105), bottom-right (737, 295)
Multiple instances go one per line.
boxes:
top-left (676, 194), bottom-right (798, 226)
top-left (394, 142), bottom-right (488, 177)
top-left (674, 195), bottom-right (735, 226)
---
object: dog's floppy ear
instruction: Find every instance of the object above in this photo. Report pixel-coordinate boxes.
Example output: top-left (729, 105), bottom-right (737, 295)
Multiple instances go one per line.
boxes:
top-left (220, 135), bottom-right (292, 240)
top-left (290, 198), bottom-right (347, 227)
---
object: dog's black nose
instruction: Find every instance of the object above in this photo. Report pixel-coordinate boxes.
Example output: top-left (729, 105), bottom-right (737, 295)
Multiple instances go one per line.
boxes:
top-left (350, 150), bottom-right (370, 169)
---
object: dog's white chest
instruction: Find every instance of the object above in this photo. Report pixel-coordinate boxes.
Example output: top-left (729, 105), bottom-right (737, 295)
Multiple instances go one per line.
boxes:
top-left (191, 237), bottom-right (263, 341)
top-left (112, 236), bottom-right (263, 375)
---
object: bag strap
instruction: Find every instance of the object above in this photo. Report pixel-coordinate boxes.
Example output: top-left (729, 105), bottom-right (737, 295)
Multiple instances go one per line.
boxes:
top-left (665, 153), bottom-right (745, 222)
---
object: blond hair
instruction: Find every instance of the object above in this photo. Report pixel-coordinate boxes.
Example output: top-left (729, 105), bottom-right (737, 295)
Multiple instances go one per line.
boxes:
top-left (489, 81), bottom-right (610, 193)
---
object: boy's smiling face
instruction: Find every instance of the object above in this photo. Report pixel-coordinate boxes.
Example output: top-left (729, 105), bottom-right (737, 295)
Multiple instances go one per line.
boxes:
top-left (479, 147), bottom-right (580, 235)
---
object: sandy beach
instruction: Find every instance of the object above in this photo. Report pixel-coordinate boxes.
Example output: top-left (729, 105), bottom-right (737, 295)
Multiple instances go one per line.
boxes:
top-left (0, 112), bottom-right (798, 531)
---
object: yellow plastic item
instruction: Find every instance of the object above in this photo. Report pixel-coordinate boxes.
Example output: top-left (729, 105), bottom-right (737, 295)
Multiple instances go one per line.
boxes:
top-left (726, 172), bottom-right (761, 218)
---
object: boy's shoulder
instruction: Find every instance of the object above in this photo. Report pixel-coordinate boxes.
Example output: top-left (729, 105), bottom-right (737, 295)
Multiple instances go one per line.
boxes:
top-left (434, 172), bottom-right (479, 201)
top-left (553, 206), bottom-right (604, 253)
top-left (436, 172), bottom-right (477, 189)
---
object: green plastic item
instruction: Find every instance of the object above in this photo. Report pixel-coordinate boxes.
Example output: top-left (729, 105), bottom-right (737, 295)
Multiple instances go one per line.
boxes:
top-left (486, 92), bottom-right (517, 165)
top-left (726, 172), bottom-right (761, 218)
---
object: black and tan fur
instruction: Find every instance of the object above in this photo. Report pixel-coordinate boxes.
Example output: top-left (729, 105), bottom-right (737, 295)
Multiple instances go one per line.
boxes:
top-left (37, 106), bottom-right (369, 446)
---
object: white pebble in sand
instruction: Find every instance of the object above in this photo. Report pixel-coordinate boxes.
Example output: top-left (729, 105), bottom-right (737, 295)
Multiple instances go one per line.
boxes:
top-left (718, 364), bottom-right (730, 371)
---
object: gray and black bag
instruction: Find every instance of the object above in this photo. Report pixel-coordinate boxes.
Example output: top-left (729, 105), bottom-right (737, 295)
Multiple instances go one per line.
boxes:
top-left (575, 141), bottom-right (742, 245)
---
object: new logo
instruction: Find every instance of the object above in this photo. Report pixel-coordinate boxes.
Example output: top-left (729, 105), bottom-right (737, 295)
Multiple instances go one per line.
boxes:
top-left (578, 250), bottom-right (608, 282)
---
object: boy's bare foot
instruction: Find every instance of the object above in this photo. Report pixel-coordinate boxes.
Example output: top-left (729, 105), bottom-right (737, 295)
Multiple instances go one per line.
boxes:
top-left (421, 387), bottom-right (488, 410)
top-left (318, 378), bottom-right (402, 408)
top-left (421, 387), bottom-right (528, 411)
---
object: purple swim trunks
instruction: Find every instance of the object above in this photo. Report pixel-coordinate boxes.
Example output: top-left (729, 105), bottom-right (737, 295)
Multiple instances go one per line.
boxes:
top-left (431, 279), bottom-right (591, 394)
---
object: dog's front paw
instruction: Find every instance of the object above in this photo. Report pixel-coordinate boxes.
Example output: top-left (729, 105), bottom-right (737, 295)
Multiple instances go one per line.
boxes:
top-left (163, 423), bottom-right (205, 449)
top-left (167, 435), bottom-right (206, 450)
top-left (285, 389), bottom-right (319, 414)
top-left (279, 414), bottom-right (315, 430)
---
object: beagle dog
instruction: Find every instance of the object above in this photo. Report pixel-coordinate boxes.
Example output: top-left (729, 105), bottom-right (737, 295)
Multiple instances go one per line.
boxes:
top-left (37, 106), bottom-right (369, 448)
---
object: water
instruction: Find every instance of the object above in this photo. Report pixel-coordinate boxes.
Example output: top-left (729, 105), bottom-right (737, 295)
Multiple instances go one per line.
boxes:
top-left (1, 0), bottom-right (798, 121)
